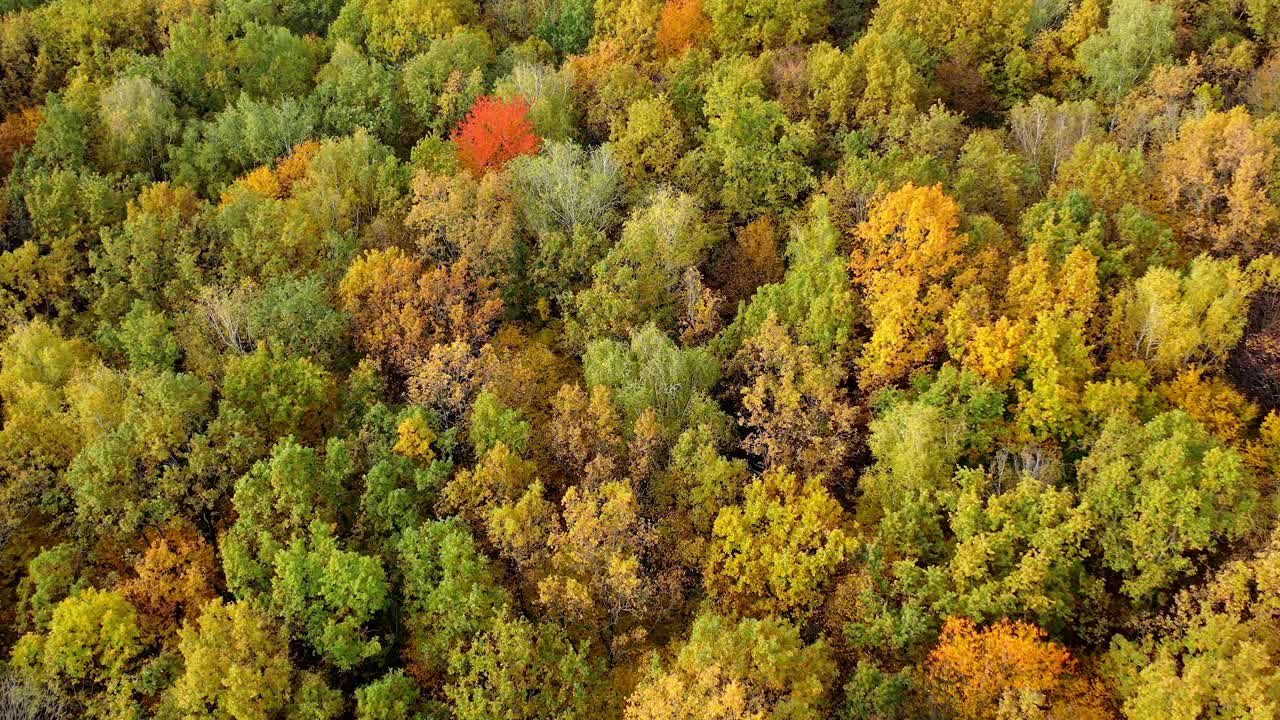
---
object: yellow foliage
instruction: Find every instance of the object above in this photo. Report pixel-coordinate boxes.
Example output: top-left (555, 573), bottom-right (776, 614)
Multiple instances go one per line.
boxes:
top-left (393, 414), bottom-right (438, 463)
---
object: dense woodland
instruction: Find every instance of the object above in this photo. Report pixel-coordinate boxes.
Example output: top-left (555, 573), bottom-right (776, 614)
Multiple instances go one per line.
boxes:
top-left (1, 0), bottom-right (1279, 717)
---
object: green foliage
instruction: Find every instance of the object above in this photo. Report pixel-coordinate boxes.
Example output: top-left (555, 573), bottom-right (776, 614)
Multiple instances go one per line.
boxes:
top-left (568, 189), bottom-right (717, 344)
top-left (686, 57), bottom-right (814, 219)
top-left (356, 671), bottom-right (423, 720)
top-left (398, 519), bottom-right (512, 673)
top-left (402, 30), bottom-right (493, 135)
top-left (584, 323), bottom-right (727, 437)
top-left (469, 389), bottom-right (530, 456)
top-left (270, 521), bottom-right (389, 670)
top-left (1076, 0), bottom-right (1176, 102)
top-left (218, 345), bottom-right (337, 448)
top-left (720, 197), bottom-right (857, 360)
top-left (1080, 411), bottom-right (1258, 602)
top-left (12, 588), bottom-right (145, 717)
top-left (313, 42), bottom-right (402, 145)
top-left (704, 0), bottom-right (826, 51)
top-left (445, 611), bottom-right (599, 720)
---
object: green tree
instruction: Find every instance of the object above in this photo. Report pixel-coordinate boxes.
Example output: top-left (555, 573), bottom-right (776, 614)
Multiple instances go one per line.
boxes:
top-left (583, 323), bottom-right (727, 438)
top-left (445, 611), bottom-right (599, 720)
top-left (703, 0), bottom-right (825, 51)
top-left (312, 42), bottom-right (402, 145)
top-left (397, 519), bottom-right (511, 675)
top-left (568, 189), bottom-right (717, 344)
top-left (1076, 0), bottom-right (1175, 102)
top-left (1079, 411), bottom-right (1259, 602)
top-left (685, 57), bottom-right (815, 220)
top-left (270, 521), bottom-right (389, 670)
top-left (166, 599), bottom-right (341, 720)
top-left (98, 75), bottom-right (177, 174)
top-left (719, 198), bottom-right (857, 361)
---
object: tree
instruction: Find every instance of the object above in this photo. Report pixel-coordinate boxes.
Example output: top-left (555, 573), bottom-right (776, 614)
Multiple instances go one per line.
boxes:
top-left (244, 274), bottom-right (353, 369)
top-left (118, 523), bottom-right (219, 638)
top-left (926, 617), bottom-right (1106, 720)
top-left (927, 469), bottom-right (1099, 632)
top-left (1103, 528), bottom-right (1280, 719)
top-left (852, 183), bottom-right (976, 389)
top-left (857, 366), bottom-right (1006, 560)
top-left (655, 0), bottom-right (710, 56)
top-left (1159, 107), bottom-right (1280, 258)
top-left (583, 324), bottom-right (727, 438)
top-left (220, 438), bottom-right (349, 598)
top-left (361, 0), bottom-right (480, 61)
top-left (1079, 411), bottom-right (1259, 603)
top-left (610, 95), bottom-right (687, 192)
top-left (356, 671), bottom-right (423, 720)
top-left (704, 468), bottom-right (857, 620)
top-left (720, 198), bottom-right (857, 362)
top-left (1008, 96), bottom-right (1099, 189)
top-left (687, 58), bottom-right (814, 220)
top-left (510, 141), bottom-right (623, 301)
top-left (401, 29), bottom-right (493, 136)
top-left (97, 75), bottom-right (177, 174)
top-left (624, 613), bottom-right (837, 720)
top-left (1106, 255), bottom-right (1263, 377)
top-left (453, 96), bottom-right (542, 176)
top-left (495, 63), bottom-right (577, 142)
top-left (339, 247), bottom-right (504, 378)
top-left (568, 189), bottom-right (717, 344)
top-left (63, 369), bottom-right (214, 537)
top-left (11, 589), bottom-right (145, 718)
top-left (406, 168), bottom-right (520, 285)
top-left (1076, 0), bottom-right (1175, 102)
top-left (398, 519), bottom-right (511, 677)
top-left (166, 599), bottom-right (340, 720)
top-left (537, 479), bottom-right (663, 640)
top-left (736, 314), bottom-right (862, 481)
top-left (312, 42), bottom-right (402, 145)
top-left (703, 0), bottom-right (825, 51)
top-left (0, 320), bottom-right (94, 534)
top-left (89, 182), bottom-right (205, 323)
top-left (218, 345), bottom-right (336, 448)
top-left (650, 425), bottom-right (749, 568)
top-left (445, 611), bottom-right (599, 720)
top-left (0, 105), bottom-right (42, 178)
top-left (270, 521), bottom-right (389, 670)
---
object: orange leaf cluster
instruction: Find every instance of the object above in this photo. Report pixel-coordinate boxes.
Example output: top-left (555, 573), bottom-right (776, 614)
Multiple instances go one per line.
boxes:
top-left (927, 617), bottom-right (1109, 720)
top-left (656, 0), bottom-right (710, 57)
top-left (0, 106), bottom-right (43, 178)
top-left (452, 96), bottom-right (542, 176)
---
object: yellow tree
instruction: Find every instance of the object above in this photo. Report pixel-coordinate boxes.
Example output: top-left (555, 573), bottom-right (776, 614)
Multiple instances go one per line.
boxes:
top-left (704, 468), bottom-right (856, 620)
top-left (624, 613), bottom-right (837, 720)
top-left (1160, 107), bottom-right (1280, 258)
top-left (339, 247), bottom-right (503, 378)
top-left (852, 183), bottom-right (977, 389)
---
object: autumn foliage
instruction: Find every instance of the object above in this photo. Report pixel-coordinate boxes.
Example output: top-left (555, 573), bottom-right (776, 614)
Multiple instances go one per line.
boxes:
top-left (452, 95), bottom-right (542, 176)
top-left (927, 618), bottom-right (1109, 720)
top-left (0, 106), bottom-right (42, 177)
top-left (6, 0), bottom-right (1280, 718)
top-left (656, 0), bottom-right (711, 57)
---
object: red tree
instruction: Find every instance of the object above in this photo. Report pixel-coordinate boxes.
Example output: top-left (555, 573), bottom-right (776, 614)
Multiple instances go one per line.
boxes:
top-left (452, 96), bottom-right (542, 175)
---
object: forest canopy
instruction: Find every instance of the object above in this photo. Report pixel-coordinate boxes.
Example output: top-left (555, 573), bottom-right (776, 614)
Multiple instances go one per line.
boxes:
top-left (1, 0), bottom-right (1280, 718)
